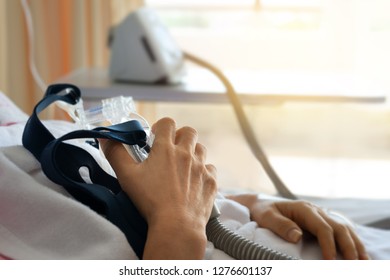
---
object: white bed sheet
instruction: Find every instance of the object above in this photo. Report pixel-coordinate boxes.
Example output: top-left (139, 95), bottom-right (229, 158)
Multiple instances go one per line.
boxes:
top-left (0, 91), bottom-right (390, 260)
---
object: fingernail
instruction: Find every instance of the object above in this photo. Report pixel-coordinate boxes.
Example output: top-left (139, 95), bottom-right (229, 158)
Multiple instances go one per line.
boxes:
top-left (287, 228), bottom-right (302, 243)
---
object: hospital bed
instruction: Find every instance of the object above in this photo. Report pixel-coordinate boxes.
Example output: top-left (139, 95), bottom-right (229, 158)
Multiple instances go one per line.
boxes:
top-left (1, 90), bottom-right (390, 260)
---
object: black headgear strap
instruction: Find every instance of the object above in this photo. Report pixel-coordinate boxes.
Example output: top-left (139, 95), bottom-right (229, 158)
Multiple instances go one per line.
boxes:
top-left (22, 84), bottom-right (148, 259)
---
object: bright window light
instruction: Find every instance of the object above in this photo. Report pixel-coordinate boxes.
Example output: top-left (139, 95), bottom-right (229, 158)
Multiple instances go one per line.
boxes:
top-left (144, 1), bottom-right (390, 198)
top-left (146, 0), bottom-right (390, 94)
top-left (146, 0), bottom-right (323, 31)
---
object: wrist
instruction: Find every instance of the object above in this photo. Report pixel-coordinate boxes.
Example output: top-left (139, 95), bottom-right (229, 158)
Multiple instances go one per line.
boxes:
top-left (226, 193), bottom-right (258, 210)
top-left (143, 215), bottom-right (208, 259)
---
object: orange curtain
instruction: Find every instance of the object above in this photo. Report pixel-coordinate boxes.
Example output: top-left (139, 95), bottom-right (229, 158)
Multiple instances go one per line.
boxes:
top-left (0, 0), bottom-right (144, 116)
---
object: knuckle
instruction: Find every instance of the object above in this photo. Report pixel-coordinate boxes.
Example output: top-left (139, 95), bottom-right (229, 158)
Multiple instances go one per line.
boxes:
top-left (207, 175), bottom-right (217, 188)
top-left (196, 143), bottom-right (207, 153)
top-left (204, 165), bottom-right (217, 188)
top-left (206, 163), bottom-right (216, 174)
top-left (322, 224), bottom-right (334, 236)
top-left (296, 200), bottom-right (314, 208)
top-left (177, 147), bottom-right (193, 163)
top-left (261, 207), bottom-right (278, 219)
top-left (332, 222), bottom-right (350, 234)
top-left (181, 126), bottom-right (198, 138)
top-left (153, 117), bottom-right (176, 133)
top-left (160, 117), bottom-right (176, 126)
top-left (205, 174), bottom-right (218, 193)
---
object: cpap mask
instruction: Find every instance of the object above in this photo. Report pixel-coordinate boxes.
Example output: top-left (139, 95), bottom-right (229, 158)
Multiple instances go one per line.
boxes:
top-left (68, 96), bottom-right (154, 163)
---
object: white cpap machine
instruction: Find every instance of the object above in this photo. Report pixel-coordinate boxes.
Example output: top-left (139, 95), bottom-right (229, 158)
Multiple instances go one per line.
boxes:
top-left (108, 7), bottom-right (186, 84)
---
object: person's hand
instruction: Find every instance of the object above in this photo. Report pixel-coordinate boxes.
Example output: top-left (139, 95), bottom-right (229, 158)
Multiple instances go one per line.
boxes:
top-left (227, 194), bottom-right (369, 260)
top-left (100, 118), bottom-right (217, 259)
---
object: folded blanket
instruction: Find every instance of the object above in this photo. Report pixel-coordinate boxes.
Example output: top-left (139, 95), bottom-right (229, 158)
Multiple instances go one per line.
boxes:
top-left (0, 144), bottom-right (136, 259)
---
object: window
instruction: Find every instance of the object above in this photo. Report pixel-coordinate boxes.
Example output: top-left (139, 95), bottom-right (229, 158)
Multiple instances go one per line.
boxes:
top-left (147, 0), bottom-right (323, 32)
top-left (146, 0), bottom-right (390, 92)
top-left (145, 1), bottom-right (390, 198)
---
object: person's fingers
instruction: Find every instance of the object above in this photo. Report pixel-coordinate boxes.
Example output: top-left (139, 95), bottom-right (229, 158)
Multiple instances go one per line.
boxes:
top-left (251, 202), bottom-right (302, 243)
top-left (299, 206), bottom-right (338, 260)
top-left (335, 228), bottom-right (358, 259)
top-left (100, 118), bottom-right (177, 176)
top-left (205, 164), bottom-right (217, 180)
top-left (249, 200), bottom-right (369, 260)
top-left (350, 230), bottom-right (370, 260)
top-left (253, 204), bottom-right (303, 243)
top-left (151, 118), bottom-right (176, 147)
top-left (321, 212), bottom-right (369, 260)
top-left (99, 139), bottom-right (138, 174)
top-left (195, 143), bottom-right (207, 162)
top-left (276, 201), bottom-right (338, 259)
top-left (175, 126), bottom-right (198, 152)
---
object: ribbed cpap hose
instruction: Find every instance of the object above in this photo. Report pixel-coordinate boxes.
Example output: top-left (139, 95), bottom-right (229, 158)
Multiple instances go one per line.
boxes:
top-left (207, 217), bottom-right (297, 260)
top-left (206, 205), bottom-right (297, 260)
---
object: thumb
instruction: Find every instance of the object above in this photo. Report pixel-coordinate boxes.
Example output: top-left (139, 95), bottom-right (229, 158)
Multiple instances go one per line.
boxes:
top-left (99, 139), bottom-right (138, 174)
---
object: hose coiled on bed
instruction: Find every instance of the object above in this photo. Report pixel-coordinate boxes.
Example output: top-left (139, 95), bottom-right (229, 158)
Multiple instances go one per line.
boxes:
top-left (206, 217), bottom-right (298, 260)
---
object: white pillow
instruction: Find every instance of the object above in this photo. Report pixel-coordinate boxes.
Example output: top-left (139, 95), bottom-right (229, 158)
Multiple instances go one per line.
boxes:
top-left (0, 91), bottom-right (29, 126)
